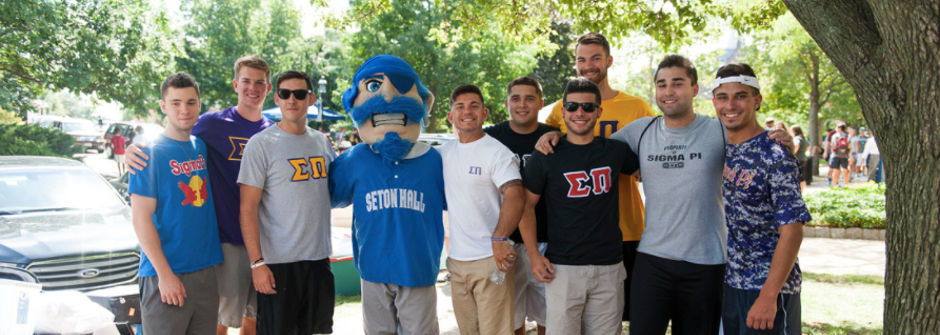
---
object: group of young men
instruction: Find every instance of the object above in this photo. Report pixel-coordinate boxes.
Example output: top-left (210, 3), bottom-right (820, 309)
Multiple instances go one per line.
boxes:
top-left (125, 31), bottom-right (811, 335)
top-left (128, 58), bottom-right (336, 335)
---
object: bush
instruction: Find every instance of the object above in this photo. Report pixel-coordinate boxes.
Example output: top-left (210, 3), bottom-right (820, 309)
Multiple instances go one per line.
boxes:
top-left (0, 123), bottom-right (77, 157)
top-left (804, 184), bottom-right (886, 228)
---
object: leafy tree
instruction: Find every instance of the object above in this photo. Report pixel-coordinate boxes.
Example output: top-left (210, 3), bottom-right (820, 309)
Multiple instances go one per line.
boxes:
top-left (783, 1), bottom-right (940, 332)
top-left (177, 0), bottom-right (306, 111)
top-left (528, 22), bottom-right (576, 104)
top-left (347, 0), bottom-right (539, 131)
top-left (0, 0), bottom-right (173, 117)
top-left (743, 13), bottom-right (861, 155)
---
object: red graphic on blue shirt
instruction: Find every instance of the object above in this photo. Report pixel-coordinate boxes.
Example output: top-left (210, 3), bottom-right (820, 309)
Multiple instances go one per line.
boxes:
top-left (178, 175), bottom-right (208, 207)
top-left (563, 167), bottom-right (612, 198)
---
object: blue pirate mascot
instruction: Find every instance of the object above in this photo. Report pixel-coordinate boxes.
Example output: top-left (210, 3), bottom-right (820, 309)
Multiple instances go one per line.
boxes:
top-left (329, 55), bottom-right (445, 334)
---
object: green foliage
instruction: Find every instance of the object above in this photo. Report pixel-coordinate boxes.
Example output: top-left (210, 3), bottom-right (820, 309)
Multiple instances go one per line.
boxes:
top-left (0, 124), bottom-right (77, 157)
top-left (741, 13), bottom-right (861, 129)
top-left (348, 0), bottom-right (539, 131)
top-left (340, 0), bottom-right (788, 49)
top-left (0, 0), bottom-right (174, 117)
top-left (528, 22), bottom-right (576, 104)
top-left (804, 184), bottom-right (886, 228)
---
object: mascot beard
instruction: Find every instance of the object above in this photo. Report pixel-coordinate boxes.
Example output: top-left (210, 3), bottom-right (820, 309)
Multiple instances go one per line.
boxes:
top-left (350, 94), bottom-right (428, 161)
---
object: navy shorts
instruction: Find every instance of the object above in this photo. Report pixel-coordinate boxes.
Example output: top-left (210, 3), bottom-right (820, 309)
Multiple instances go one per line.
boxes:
top-left (722, 284), bottom-right (801, 334)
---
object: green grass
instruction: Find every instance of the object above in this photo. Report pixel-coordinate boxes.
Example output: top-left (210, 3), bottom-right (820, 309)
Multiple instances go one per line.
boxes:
top-left (803, 272), bottom-right (884, 286)
top-left (801, 272), bottom-right (884, 334)
top-left (335, 294), bottom-right (361, 306)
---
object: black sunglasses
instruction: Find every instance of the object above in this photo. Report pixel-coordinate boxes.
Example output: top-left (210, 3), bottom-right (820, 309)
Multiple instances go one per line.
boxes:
top-left (276, 89), bottom-right (312, 100)
top-left (563, 102), bottom-right (599, 113)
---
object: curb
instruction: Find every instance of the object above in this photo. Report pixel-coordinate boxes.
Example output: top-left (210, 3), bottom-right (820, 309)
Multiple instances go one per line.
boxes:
top-left (803, 225), bottom-right (885, 241)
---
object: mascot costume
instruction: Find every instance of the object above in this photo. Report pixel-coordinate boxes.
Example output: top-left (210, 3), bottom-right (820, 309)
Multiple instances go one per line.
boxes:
top-left (329, 55), bottom-right (445, 334)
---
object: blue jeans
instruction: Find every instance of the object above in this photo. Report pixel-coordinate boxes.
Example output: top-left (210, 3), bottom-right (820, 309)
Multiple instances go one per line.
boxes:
top-left (722, 284), bottom-right (800, 335)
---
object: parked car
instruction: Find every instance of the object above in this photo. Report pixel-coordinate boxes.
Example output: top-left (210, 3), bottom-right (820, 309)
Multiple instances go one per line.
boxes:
top-left (103, 121), bottom-right (164, 157)
top-left (417, 133), bottom-right (456, 148)
top-left (0, 156), bottom-right (141, 333)
top-left (47, 118), bottom-right (106, 153)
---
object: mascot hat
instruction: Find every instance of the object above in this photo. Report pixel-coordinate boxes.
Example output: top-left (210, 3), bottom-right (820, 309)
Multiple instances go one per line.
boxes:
top-left (342, 55), bottom-right (431, 126)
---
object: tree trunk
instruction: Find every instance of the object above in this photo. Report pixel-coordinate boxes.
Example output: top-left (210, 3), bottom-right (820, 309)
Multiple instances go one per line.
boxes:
top-left (807, 50), bottom-right (822, 176)
top-left (784, 1), bottom-right (940, 333)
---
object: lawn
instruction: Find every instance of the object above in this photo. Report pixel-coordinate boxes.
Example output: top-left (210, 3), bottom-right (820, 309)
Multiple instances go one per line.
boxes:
top-left (316, 272), bottom-right (886, 335)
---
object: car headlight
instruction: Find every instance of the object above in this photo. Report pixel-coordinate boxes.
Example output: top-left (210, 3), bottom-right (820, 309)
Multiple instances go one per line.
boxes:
top-left (0, 263), bottom-right (38, 283)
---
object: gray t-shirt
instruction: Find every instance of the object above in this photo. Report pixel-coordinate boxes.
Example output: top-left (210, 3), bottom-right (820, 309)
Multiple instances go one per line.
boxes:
top-left (610, 114), bottom-right (727, 265)
top-left (237, 125), bottom-right (335, 264)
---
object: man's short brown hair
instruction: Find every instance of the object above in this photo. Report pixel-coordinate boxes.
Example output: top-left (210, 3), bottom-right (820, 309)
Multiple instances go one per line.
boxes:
top-left (576, 32), bottom-right (611, 56)
top-left (233, 55), bottom-right (271, 82)
top-left (450, 84), bottom-right (485, 106)
top-left (505, 76), bottom-right (543, 98)
top-left (161, 72), bottom-right (200, 99)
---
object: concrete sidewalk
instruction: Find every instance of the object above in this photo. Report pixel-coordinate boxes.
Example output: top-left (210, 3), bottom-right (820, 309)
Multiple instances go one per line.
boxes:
top-left (799, 237), bottom-right (885, 277)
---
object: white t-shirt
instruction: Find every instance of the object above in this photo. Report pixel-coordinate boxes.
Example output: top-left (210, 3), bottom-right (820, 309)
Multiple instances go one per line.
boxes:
top-left (439, 134), bottom-right (521, 261)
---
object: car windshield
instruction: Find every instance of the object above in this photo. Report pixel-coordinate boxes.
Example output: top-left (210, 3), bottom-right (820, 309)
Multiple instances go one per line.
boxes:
top-left (0, 167), bottom-right (125, 214)
top-left (62, 121), bottom-right (98, 134)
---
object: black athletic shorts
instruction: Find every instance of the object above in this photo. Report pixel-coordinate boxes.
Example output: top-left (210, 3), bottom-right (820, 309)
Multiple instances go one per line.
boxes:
top-left (629, 252), bottom-right (724, 335)
top-left (256, 259), bottom-right (335, 335)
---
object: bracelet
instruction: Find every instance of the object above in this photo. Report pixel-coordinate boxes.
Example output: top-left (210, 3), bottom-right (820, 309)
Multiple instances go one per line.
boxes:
top-left (490, 237), bottom-right (509, 242)
top-left (250, 260), bottom-right (266, 269)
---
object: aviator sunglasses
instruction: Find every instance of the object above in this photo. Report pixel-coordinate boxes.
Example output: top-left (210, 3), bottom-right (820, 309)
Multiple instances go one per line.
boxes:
top-left (563, 102), bottom-right (599, 113)
top-left (277, 89), bottom-right (312, 100)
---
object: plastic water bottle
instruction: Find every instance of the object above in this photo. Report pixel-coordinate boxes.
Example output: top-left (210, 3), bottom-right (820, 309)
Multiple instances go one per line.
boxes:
top-left (489, 240), bottom-right (514, 284)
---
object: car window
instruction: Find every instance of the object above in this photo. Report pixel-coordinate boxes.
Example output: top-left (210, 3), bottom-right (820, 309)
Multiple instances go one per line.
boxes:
top-left (62, 120), bottom-right (98, 134)
top-left (0, 168), bottom-right (125, 214)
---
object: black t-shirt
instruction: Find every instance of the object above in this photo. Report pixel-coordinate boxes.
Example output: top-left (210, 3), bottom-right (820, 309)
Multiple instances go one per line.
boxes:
top-left (484, 121), bottom-right (559, 243)
top-left (525, 136), bottom-right (638, 265)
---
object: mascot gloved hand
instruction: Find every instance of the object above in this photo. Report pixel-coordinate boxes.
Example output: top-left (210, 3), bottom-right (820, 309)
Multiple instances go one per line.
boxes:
top-left (328, 55), bottom-right (445, 334)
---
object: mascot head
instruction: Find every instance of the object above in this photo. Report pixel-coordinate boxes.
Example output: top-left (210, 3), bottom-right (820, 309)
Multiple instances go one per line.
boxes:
top-left (342, 55), bottom-right (434, 160)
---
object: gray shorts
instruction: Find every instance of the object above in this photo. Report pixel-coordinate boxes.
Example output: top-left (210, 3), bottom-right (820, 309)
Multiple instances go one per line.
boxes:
top-left (140, 266), bottom-right (219, 335)
top-left (217, 243), bottom-right (257, 327)
top-left (361, 279), bottom-right (439, 335)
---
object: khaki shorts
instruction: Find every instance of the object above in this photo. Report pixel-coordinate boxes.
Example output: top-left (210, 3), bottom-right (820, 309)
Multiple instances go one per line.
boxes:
top-left (447, 256), bottom-right (514, 335)
top-left (546, 262), bottom-right (625, 335)
top-left (217, 243), bottom-right (257, 327)
top-left (512, 243), bottom-right (547, 329)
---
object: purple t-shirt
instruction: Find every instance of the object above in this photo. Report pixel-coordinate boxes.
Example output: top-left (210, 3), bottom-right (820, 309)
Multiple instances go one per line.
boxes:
top-left (192, 106), bottom-right (274, 244)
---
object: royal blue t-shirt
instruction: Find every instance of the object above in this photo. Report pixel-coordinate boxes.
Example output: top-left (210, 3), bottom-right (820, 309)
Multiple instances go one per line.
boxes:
top-left (191, 107), bottom-right (274, 245)
top-left (329, 144), bottom-right (445, 287)
top-left (722, 132), bottom-right (812, 293)
top-left (129, 135), bottom-right (223, 277)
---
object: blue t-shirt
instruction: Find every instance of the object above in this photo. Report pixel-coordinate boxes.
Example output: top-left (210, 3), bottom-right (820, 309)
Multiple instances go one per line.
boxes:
top-left (722, 132), bottom-right (812, 293)
top-left (192, 107), bottom-right (274, 245)
top-left (129, 135), bottom-right (224, 277)
top-left (329, 143), bottom-right (445, 287)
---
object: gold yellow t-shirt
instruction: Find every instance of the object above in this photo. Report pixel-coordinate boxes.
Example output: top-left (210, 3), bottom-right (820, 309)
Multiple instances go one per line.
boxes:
top-left (546, 91), bottom-right (655, 241)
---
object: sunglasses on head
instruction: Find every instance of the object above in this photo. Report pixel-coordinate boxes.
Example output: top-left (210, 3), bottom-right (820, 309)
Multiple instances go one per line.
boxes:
top-left (276, 89), bottom-right (312, 100)
top-left (563, 102), bottom-right (599, 113)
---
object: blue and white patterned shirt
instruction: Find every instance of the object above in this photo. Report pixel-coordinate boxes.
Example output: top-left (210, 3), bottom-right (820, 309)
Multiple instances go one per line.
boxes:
top-left (722, 132), bottom-right (812, 293)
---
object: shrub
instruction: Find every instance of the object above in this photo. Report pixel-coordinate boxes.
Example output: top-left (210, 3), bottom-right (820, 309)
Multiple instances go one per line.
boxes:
top-left (0, 123), bottom-right (77, 157)
top-left (804, 184), bottom-right (886, 228)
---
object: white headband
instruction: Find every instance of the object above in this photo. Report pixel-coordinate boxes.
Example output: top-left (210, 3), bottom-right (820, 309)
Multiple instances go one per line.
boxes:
top-left (712, 75), bottom-right (761, 90)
